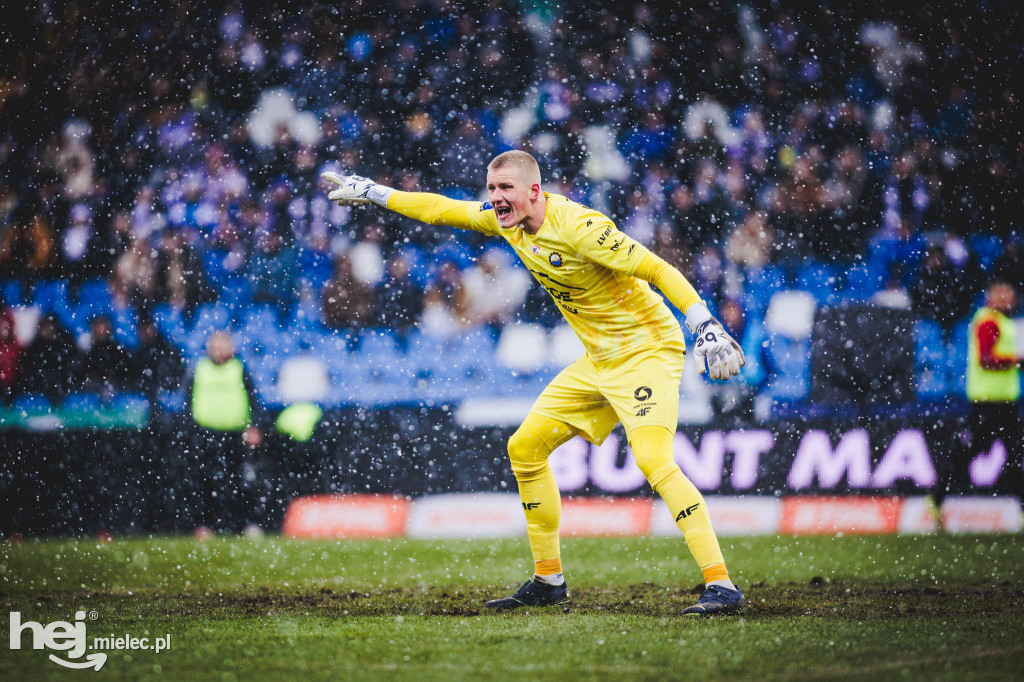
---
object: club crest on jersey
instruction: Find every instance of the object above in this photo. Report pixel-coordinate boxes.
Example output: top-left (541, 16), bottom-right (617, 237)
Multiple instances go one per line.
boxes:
top-left (548, 251), bottom-right (563, 267)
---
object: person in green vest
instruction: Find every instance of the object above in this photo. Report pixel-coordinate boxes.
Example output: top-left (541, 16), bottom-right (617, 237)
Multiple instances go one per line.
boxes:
top-left (957, 281), bottom-right (1023, 501)
top-left (184, 330), bottom-right (265, 532)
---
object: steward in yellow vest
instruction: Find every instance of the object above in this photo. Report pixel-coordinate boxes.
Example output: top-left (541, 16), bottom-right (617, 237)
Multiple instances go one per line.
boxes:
top-left (952, 281), bottom-right (1023, 503)
top-left (184, 330), bottom-right (264, 533)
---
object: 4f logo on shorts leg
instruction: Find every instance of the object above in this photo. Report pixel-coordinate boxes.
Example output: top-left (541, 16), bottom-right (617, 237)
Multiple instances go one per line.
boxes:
top-left (675, 503), bottom-right (700, 521)
top-left (635, 407), bottom-right (651, 417)
top-left (522, 502), bottom-right (541, 510)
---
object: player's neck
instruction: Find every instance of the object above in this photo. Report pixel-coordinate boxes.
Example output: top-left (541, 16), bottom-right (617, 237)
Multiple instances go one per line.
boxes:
top-left (520, 194), bottom-right (548, 235)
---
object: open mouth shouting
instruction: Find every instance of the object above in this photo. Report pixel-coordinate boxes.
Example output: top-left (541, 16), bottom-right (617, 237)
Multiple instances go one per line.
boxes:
top-left (495, 204), bottom-right (514, 223)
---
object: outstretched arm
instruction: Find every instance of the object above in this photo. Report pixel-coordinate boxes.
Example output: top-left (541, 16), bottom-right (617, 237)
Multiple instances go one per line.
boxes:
top-left (569, 213), bottom-right (745, 380)
top-left (633, 250), bottom-right (745, 381)
top-left (322, 172), bottom-right (497, 234)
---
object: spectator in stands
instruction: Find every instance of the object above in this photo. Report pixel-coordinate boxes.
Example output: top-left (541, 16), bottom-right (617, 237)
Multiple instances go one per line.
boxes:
top-left (185, 330), bottom-right (264, 532)
top-left (134, 317), bottom-right (185, 401)
top-left (420, 261), bottom-right (470, 339)
top-left (0, 306), bottom-right (21, 406)
top-left (871, 265), bottom-right (912, 310)
top-left (58, 204), bottom-right (110, 284)
top-left (376, 250), bottom-right (424, 339)
top-left (911, 246), bottom-right (966, 335)
top-left (725, 210), bottom-right (774, 271)
top-left (992, 239), bottom-right (1024, 292)
top-left (946, 281), bottom-right (1023, 504)
top-left (0, 206), bottom-right (54, 277)
top-left (74, 315), bottom-right (136, 399)
top-left (322, 252), bottom-right (376, 332)
top-left (461, 248), bottom-right (531, 332)
top-left (249, 226), bottom-right (297, 315)
top-left (111, 234), bottom-right (156, 308)
top-left (153, 230), bottom-right (212, 313)
top-left (15, 313), bottom-right (79, 404)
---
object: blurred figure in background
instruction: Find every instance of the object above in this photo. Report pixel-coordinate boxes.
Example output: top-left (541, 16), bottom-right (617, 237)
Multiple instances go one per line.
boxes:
top-left (375, 250), bottom-right (424, 341)
top-left (183, 330), bottom-right (265, 533)
top-left (946, 281), bottom-right (1024, 504)
top-left (15, 314), bottom-right (79, 404)
top-left (461, 248), bottom-right (531, 333)
top-left (74, 314), bottom-right (137, 400)
top-left (0, 306), bottom-right (21, 406)
top-left (134, 316), bottom-right (184, 402)
top-left (321, 252), bottom-right (376, 333)
top-left (0, 206), bottom-right (54, 277)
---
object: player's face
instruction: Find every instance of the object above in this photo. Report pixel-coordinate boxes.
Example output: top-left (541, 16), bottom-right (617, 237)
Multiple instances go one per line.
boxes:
top-left (486, 167), bottom-right (534, 229)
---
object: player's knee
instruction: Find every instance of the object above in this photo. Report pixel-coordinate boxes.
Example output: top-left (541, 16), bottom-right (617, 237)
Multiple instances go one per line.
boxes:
top-left (633, 448), bottom-right (675, 481)
top-left (629, 426), bottom-right (676, 480)
top-left (507, 428), bottom-right (546, 477)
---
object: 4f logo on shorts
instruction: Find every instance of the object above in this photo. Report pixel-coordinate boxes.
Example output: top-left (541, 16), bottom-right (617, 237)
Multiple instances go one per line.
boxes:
top-left (634, 386), bottom-right (652, 401)
top-left (675, 503), bottom-right (700, 521)
top-left (522, 502), bottom-right (541, 510)
top-left (635, 407), bottom-right (652, 417)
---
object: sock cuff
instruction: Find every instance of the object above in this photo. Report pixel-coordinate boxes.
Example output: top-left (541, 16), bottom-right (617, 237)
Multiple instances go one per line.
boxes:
top-left (702, 563), bottom-right (730, 584)
top-left (535, 557), bottom-right (563, 576)
top-left (646, 462), bottom-right (683, 492)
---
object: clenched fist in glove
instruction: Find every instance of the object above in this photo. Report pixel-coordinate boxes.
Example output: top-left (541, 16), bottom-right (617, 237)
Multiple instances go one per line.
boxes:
top-left (321, 172), bottom-right (395, 207)
top-left (684, 303), bottom-right (746, 380)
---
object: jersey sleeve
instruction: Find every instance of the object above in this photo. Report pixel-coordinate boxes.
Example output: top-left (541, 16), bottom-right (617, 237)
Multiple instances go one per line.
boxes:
top-left (386, 191), bottom-right (499, 236)
top-left (569, 211), bottom-right (647, 276)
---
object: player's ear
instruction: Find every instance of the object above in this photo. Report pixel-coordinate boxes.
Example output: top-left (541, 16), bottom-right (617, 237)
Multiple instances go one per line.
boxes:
top-left (530, 182), bottom-right (541, 200)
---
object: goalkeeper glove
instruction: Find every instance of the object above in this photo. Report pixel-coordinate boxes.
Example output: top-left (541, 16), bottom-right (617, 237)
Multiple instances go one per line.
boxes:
top-left (321, 172), bottom-right (395, 207)
top-left (685, 302), bottom-right (745, 380)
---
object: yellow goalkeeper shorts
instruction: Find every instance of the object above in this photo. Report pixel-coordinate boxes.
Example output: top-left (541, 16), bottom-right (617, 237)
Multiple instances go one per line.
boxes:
top-left (530, 335), bottom-right (686, 445)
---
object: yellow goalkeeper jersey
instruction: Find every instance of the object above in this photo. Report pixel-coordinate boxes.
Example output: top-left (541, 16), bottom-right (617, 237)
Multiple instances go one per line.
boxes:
top-left (388, 191), bottom-right (683, 362)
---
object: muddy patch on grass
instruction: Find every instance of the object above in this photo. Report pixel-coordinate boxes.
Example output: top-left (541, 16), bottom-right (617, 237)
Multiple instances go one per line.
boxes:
top-left (6, 582), bottom-right (1022, 621)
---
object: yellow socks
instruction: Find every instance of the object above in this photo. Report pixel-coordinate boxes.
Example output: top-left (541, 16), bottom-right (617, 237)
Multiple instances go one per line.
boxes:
top-left (507, 413), bottom-right (579, 576)
top-left (506, 418), bottom-right (732, 587)
top-left (630, 425), bottom-right (730, 583)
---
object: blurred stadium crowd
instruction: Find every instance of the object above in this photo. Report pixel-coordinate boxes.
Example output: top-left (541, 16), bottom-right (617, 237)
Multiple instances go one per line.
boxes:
top-left (1, 1), bottom-right (1022, 414)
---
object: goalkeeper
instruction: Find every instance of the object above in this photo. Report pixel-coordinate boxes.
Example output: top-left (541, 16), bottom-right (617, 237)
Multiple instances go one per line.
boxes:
top-left (323, 151), bottom-right (746, 615)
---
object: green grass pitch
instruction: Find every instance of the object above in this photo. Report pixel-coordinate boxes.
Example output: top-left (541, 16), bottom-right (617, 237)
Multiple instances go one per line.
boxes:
top-left (2, 533), bottom-right (1022, 680)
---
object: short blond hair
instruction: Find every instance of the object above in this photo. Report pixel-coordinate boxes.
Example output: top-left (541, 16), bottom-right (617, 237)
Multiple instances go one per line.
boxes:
top-left (487, 150), bottom-right (542, 187)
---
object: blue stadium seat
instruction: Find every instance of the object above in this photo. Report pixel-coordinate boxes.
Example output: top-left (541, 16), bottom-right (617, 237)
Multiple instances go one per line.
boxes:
top-left (743, 265), bottom-right (786, 315)
top-left (31, 280), bottom-right (68, 312)
top-left (794, 262), bottom-right (840, 306)
top-left (299, 250), bottom-right (333, 290)
top-left (190, 302), bottom-right (231, 337)
top-left (157, 389), bottom-right (187, 414)
top-left (110, 393), bottom-right (150, 412)
top-left (739, 316), bottom-right (767, 387)
top-left (764, 334), bottom-right (811, 401)
top-left (0, 280), bottom-right (25, 306)
top-left (13, 394), bottom-right (53, 413)
top-left (241, 305), bottom-right (279, 336)
top-left (77, 279), bottom-right (112, 318)
top-left (62, 392), bottom-right (103, 412)
top-left (152, 304), bottom-right (187, 347)
top-left (949, 320), bottom-right (970, 396)
top-left (110, 306), bottom-right (139, 350)
top-left (217, 277), bottom-right (253, 320)
top-left (970, 234), bottom-right (1003, 272)
top-left (843, 263), bottom-right (885, 301)
top-left (916, 366), bottom-right (949, 400)
top-left (914, 320), bottom-right (947, 366)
